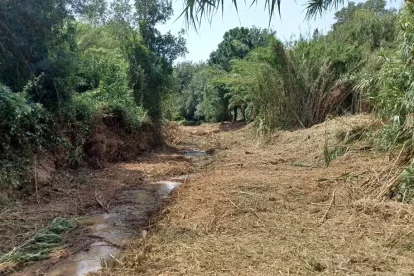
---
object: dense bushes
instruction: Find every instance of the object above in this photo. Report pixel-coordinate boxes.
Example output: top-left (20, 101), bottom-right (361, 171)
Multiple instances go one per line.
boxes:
top-left (0, 85), bottom-right (50, 188)
top-left (0, 0), bottom-right (186, 190)
top-left (221, 38), bottom-right (300, 132)
top-left (168, 0), bottom-right (398, 135)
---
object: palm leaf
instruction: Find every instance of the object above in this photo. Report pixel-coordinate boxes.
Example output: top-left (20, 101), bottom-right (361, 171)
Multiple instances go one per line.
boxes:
top-left (181, 0), bottom-right (346, 28)
top-left (305, 0), bottom-right (345, 19)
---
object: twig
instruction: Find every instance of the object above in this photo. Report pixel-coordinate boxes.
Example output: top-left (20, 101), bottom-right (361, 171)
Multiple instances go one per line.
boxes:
top-left (320, 189), bottom-right (336, 223)
top-left (293, 111), bottom-right (306, 129)
top-left (228, 199), bottom-right (239, 209)
top-left (238, 191), bottom-right (260, 196)
top-left (377, 170), bottom-right (403, 199)
top-left (249, 208), bottom-right (260, 219)
top-left (391, 144), bottom-right (406, 168)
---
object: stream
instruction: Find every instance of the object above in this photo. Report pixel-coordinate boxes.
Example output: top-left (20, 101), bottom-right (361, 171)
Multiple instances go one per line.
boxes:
top-left (45, 149), bottom-right (209, 276)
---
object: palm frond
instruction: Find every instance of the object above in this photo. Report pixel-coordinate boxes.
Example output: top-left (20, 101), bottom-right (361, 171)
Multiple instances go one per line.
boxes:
top-left (305, 0), bottom-right (345, 19)
top-left (181, 0), bottom-right (345, 28)
top-left (181, 0), bottom-right (281, 28)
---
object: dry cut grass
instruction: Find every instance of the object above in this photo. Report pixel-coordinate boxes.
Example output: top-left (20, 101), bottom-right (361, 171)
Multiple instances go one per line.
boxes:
top-left (100, 115), bottom-right (414, 275)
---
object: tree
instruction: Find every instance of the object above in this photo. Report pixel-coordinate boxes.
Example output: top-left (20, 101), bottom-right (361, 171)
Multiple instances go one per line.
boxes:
top-left (209, 27), bottom-right (273, 71)
top-left (0, 0), bottom-right (80, 107)
top-left (333, 0), bottom-right (396, 30)
top-left (125, 0), bottom-right (187, 125)
top-left (79, 0), bottom-right (108, 26)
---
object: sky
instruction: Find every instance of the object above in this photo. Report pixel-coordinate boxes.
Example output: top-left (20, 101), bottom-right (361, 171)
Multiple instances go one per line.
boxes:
top-left (158, 0), bottom-right (402, 63)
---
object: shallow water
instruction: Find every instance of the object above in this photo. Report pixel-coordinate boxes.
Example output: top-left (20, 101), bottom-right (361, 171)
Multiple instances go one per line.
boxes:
top-left (38, 147), bottom-right (210, 276)
top-left (85, 213), bottom-right (132, 246)
top-left (147, 181), bottom-right (181, 196)
top-left (179, 150), bottom-right (208, 158)
top-left (45, 180), bottom-right (182, 276)
top-left (46, 242), bottom-right (119, 276)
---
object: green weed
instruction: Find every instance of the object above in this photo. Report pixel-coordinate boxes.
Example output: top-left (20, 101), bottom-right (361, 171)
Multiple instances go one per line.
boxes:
top-left (396, 164), bottom-right (414, 203)
top-left (323, 145), bottom-right (348, 167)
top-left (0, 217), bottom-right (76, 266)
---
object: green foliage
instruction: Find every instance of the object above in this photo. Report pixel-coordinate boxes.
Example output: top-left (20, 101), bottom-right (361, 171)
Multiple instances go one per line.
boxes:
top-left (396, 163), bottom-right (414, 203)
top-left (194, 67), bottom-right (228, 122)
top-left (209, 27), bottom-right (273, 71)
top-left (220, 37), bottom-right (301, 133)
top-left (323, 144), bottom-right (348, 167)
top-left (355, 1), bottom-right (414, 149)
top-left (179, 65), bottom-right (208, 121)
top-left (0, 0), bottom-right (186, 189)
top-left (170, 27), bottom-right (272, 124)
top-left (73, 23), bottom-right (150, 130)
top-left (291, 0), bottom-right (397, 127)
top-left (79, 0), bottom-right (108, 26)
top-left (172, 0), bottom-right (398, 135)
top-left (169, 62), bottom-right (229, 123)
top-left (125, 0), bottom-right (187, 126)
top-left (0, 217), bottom-right (75, 265)
top-left (0, 84), bottom-right (50, 189)
top-left (175, 0), bottom-right (397, 136)
top-left (163, 61), bottom-right (203, 121)
top-left (0, 0), bottom-right (80, 108)
top-left (74, 88), bottom-right (149, 131)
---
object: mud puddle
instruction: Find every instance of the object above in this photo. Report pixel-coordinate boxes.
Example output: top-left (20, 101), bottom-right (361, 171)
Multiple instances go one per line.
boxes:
top-left (45, 181), bottom-right (181, 276)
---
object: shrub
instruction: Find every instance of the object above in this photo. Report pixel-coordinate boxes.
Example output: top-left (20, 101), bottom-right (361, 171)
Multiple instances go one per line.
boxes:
top-left (0, 84), bottom-right (50, 189)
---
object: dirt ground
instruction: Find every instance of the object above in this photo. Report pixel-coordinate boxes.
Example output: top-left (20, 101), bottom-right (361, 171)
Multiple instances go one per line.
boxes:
top-left (0, 144), bottom-right (199, 275)
top-left (97, 115), bottom-right (414, 275)
top-left (3, 115), bottom-right (414, 275)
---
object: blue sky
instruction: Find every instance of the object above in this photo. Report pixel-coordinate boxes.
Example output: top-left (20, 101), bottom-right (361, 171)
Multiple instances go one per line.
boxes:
top-left (158, 0), bottom-right (402, 62)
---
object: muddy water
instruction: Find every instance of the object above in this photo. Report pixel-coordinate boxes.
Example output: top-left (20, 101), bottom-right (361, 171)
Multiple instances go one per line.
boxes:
top-left (179, 150), bottom-right (208, 158)
top-left (46, 242), bottom-right (119, 276)
top-left (43, 147), bottom-right (212, 276)
top-left (46, 181), bottom-right (182, 276)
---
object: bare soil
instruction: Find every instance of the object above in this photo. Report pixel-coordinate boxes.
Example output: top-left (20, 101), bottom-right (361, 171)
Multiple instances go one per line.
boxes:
top-left (98, 115), bottom-right (414, 275)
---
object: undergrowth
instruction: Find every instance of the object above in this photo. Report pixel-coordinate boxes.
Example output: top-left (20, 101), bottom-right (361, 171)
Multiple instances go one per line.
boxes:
top-left (0, 85), bottom-right (50, 189)
top-left (0, 83), bottom-right (150, 191)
